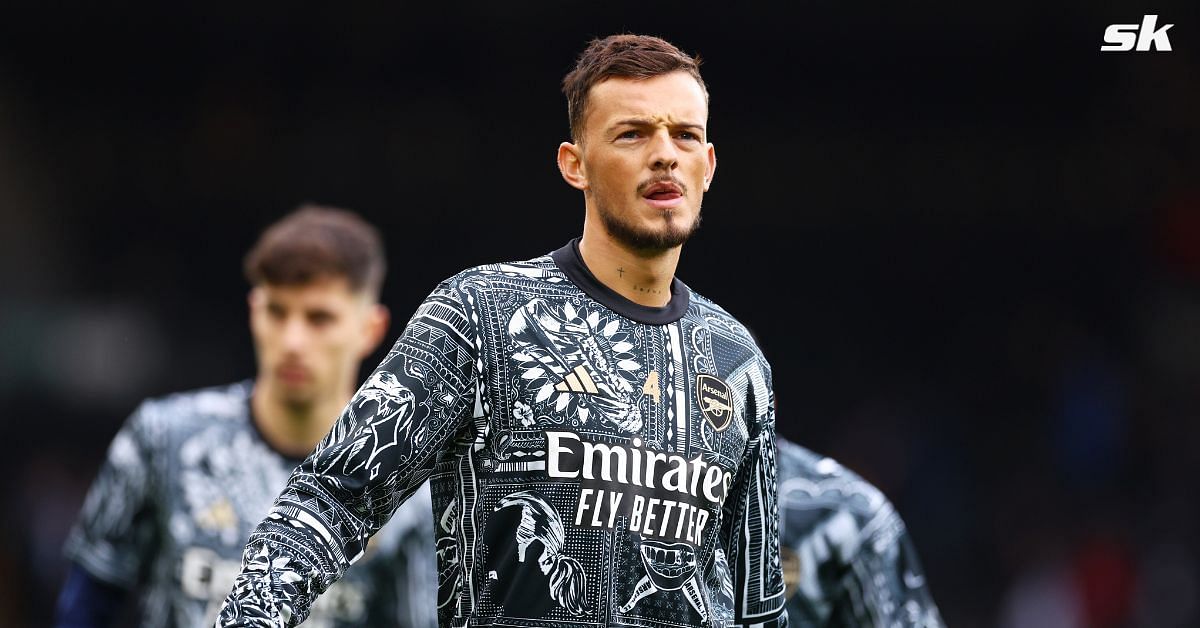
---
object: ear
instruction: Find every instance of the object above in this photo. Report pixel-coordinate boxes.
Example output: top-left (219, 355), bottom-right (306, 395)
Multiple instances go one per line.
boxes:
top-left (703, 142), bottom-right (716, 192)
top-left (247, 287), bottom-right (262, 321)
top-left (246, 287), bottom-right (266, 341)
top-left (557, 141), bottom-right (588, 191)
top-left (360, 304), bottom-right (391, 359)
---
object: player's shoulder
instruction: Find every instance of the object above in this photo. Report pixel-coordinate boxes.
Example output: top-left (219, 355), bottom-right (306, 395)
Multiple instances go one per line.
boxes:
top-left (687, 287), bottom-right (751, 333)
top-left (132, 380), bottom-right (252, 436)
top-left (444, 250), bottom-right (565, 292)
top-left (686, 286), bottom-right (767, 356)
top-left (775, 438), bottom-right (892, 520)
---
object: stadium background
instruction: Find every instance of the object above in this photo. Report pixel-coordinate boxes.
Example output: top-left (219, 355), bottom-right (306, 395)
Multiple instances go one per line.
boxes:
top-left (1, 2), bottom-right (1198, 626)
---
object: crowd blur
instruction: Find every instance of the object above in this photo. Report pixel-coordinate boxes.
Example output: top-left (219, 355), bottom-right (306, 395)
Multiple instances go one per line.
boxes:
top-left (1, 3), bottom-right (1197, 626)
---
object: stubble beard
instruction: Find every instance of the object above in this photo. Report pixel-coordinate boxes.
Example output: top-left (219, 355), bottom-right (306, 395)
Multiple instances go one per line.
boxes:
top-left (278, 386), bottom-right (318, 415)
top-left (270, 369), bottom-right (320, 414)
top-left (596, 196), bottom-right (703, 253)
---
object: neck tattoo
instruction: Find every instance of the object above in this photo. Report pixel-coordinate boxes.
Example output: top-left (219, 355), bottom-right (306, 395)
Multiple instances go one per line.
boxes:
top-left (632, 284), bottom-right (664, 295)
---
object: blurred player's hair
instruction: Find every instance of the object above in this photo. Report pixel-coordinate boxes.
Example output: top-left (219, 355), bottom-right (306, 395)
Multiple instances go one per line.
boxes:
top-left (244, 204), bottom-right (386, 298)
top-left (562, 34), bottom-right (707, 142)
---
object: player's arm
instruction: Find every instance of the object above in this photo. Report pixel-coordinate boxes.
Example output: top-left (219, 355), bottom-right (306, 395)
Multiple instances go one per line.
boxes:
top-left (724, 367), bottom-right (789, 628)
top-left (216, 278), bottom-right (480, 628)
top-left (827, 505), bottom-right (945, 627)
top-left (56, 402), bottom-right (161, 627)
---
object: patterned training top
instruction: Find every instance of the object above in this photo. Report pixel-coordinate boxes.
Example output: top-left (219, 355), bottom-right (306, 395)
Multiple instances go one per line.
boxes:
top-left (66, 380), bottom-right (437, 628)
top-left (216, 240), bottom-right (789, 628)
top-left (776, 438), bottom-right (944, 627)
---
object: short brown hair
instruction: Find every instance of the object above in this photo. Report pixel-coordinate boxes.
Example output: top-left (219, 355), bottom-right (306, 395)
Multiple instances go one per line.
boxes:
top-left (562, 34), bottom-right (707, 142)
top-left (244, 204), bottom-right (386, 298)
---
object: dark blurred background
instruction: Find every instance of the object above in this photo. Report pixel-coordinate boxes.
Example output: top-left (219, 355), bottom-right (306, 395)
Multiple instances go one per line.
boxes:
top-left (2, 1), bottom-right (1198, 626)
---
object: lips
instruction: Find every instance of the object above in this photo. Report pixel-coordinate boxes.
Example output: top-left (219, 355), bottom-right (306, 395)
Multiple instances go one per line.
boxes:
top-left (641, 181), bottom-right (683, 201)
top-left (640, 181), bottom-right (685, 210)
top-left (277, 364), bottom-right (311, 384)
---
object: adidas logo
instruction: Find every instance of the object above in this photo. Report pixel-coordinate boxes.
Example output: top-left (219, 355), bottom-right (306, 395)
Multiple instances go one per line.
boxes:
top-left (554, 364), bottom-right (600, 394)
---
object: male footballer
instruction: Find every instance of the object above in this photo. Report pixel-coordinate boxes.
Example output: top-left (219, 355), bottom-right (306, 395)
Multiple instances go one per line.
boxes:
top-left (56, 206), bottom-right (436, 628)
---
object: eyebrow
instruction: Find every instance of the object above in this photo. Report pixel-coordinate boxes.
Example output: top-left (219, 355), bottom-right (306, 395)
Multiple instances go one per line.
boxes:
top-left (609, 118), bottom-right (706, 133)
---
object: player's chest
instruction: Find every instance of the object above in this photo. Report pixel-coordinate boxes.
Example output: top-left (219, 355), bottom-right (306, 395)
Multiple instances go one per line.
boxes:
top-left (164, 428), bottom-right (296, 546)
top-left (483, 294), bottom-right (759, 461)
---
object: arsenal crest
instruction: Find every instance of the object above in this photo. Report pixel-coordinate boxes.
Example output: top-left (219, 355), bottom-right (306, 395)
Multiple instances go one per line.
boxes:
top-left (695, 374), bottom-right (733, 432)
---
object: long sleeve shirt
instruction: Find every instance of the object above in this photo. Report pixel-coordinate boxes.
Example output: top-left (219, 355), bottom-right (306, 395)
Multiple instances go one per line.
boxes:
top-left (216, 240), bottom-right (789, 628)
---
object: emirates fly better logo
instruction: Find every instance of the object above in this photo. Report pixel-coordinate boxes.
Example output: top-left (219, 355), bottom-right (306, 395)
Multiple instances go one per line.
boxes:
top-left (1101, 15), bottom-right (1174, 51)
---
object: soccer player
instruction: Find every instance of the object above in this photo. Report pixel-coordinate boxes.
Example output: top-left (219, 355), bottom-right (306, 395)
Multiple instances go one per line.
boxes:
top-left (55, 207), bottom-right (437, 628)
top-left (775, 437), bottom-right (944, 626)
top-left (215, 35), bottom-right (789, 628)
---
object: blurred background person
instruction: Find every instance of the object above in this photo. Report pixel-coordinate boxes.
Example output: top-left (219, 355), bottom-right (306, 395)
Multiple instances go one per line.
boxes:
top-left (776, 436), bottom-right (943, 627)
top-left (53, 206), bottom-right (437, 628)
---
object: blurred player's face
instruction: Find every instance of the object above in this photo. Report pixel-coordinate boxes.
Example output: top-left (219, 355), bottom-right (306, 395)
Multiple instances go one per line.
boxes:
top-left (560, 71), bottom-right (716, 252)
top-left (248, 276), bottom-right (387, 410)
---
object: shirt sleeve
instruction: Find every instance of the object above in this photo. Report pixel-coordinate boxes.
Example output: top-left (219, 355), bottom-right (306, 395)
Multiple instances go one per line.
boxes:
top-left (62, 402), bottom-right (160, 590)
top-left (828, 517), bottom-right (945, 628)
top-left (216, 278), bottom-right (480, 628)
top-left (724, 368), bottom-right (789, 628)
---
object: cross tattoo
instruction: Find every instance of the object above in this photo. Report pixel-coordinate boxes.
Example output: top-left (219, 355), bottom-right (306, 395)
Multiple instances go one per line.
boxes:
top-left (617, 267), bottom-right (625, 277)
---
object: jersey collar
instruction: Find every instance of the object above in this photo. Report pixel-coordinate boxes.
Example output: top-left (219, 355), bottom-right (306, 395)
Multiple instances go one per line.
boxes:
top-left (550, 238), bottom-right (690, 325)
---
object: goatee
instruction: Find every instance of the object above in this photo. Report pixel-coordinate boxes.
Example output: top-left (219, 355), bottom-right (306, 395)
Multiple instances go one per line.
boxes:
top-left (598, 206), bottom-right (703, 253)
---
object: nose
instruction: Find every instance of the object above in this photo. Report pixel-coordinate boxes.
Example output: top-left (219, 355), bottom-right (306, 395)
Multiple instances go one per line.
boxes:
top-left (647, 130), bottom-right (679, 172)
top-left (282, 316), bottom-right (310, 352)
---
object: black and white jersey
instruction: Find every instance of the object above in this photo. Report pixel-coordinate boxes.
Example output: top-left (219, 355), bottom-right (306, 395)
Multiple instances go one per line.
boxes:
top-left (65, 381), bottom-right (437, 628)
top-left (217, 240), bottom-right (789, 628)
top-left (775, 439), bottom-right (943, 627)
